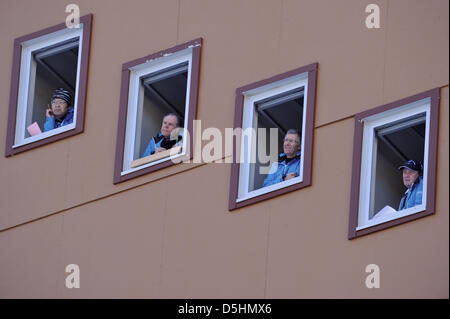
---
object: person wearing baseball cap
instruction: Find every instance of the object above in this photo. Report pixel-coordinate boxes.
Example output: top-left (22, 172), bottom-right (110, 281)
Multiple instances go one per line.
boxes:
top-left (398, 159), bottom-right (423, 211)
top-left (43, 88), bottom-right (75, 132)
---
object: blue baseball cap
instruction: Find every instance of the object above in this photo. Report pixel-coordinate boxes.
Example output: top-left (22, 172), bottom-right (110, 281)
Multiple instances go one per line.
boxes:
top-left (398, 159), bottom-right (423, 173)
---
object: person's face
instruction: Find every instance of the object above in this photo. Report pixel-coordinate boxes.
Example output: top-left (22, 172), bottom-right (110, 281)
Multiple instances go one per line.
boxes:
top-left (51, 98), bottom-right (69, 119)
top-left (283, 133), bottom-right (300, 158)
top-left (402, 168), bottom-right (419, 188)
top-left (160, 115), bottom-right (177, 138)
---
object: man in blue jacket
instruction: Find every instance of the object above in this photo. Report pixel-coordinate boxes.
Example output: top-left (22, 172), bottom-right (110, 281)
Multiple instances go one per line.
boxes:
top-left (263, 129), bottom-right (301, 188)
top-left (143, 113), bottom-right (182, 157)
top-left (398, 159), bottom-right (424, 210)
top-left (43, 88), bottom-right (74, 132)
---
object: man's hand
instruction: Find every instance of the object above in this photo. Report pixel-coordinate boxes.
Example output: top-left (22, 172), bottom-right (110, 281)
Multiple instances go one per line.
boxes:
top-left (46, 108), bottom-right (54, 118)
top-left (155, 147), bottom-right (167, 153)
top-left (284, 173), bottom-right (297, 181)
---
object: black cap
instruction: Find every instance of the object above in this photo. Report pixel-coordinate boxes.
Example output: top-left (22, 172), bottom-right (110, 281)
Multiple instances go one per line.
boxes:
top-left (51, 88), bottom-right (72, 106)
top-left (398, 159), bottom-right (423, 173)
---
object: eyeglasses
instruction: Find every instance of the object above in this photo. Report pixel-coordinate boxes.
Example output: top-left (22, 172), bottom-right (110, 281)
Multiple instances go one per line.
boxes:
top-left (51, 100), bottom-right (67, 106)
top-left (284, 138), bottom-right (299, 144)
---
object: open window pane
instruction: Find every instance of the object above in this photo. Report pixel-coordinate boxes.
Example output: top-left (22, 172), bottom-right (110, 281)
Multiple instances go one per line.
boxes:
top-left (237, 77), bottom-right (308, 202)
top-left (122, 54), bottom-right (191, 172)
top-left (371, 114), bottom-right (426, 219)
top-left (114, 38), bottom-right (202, 184)
top-left (5, 15), bottom-right (91, 157)
top-left (357, 101), bottom-right (430, 229)
top-left (348, 88), bottom-right (439, 239)
top-left (25, 38), bottom-right (79, 138)
top-left (249, 88), bottom-right (304, 192)
top-left (229, 63), bottom-right (317, 210)
top-left (134, 63), bottom-right (187, 160)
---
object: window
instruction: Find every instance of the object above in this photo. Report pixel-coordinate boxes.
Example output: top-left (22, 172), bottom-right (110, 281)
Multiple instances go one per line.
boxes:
top-left (113, 38), bottom-right (202, 184)
top-left (229, 63), bottom-right (318, 210)
top-left (5, 15), bottom-right (92, 156)
top-left (348, 88), bottom-right (439, 239)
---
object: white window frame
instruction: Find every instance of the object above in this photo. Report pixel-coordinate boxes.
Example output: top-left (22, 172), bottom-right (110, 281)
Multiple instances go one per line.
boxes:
top-left (13, 26), bottom-right (84, 148)
top-left (356, 97), bottom-right (431, 230)
top-left (237, 72), bottom-right (309, 202)
top-left (121, 48), bottom-right (193, 176)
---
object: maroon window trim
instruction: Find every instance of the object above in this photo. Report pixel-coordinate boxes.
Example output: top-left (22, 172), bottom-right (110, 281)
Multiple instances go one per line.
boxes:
top-left (5, 14), bottom-right (93, 157)
top-left (228, 63), bottom-right (318, 211)
top-left (113, 38), bottom-right (202, 184)
top-left (348, 88), bottom-right (440, 239)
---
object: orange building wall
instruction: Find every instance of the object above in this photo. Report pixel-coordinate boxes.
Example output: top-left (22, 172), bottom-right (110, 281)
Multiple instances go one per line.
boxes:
top-left (0, 0), bottom-right (448, 298)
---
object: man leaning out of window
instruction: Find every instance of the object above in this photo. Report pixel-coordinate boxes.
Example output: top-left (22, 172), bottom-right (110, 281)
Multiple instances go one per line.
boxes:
top-left (143, 113), bottom-right (183, 157)
top-left (398, 159), bottom-right (424, 211)
top-left (44, 88), bottom-right (74, 132)
top-left (263, 129), bottom-right (301, 187)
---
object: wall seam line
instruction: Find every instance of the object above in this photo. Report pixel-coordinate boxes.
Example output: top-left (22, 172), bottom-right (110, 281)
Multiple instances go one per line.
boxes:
top-left (0, 163), bottom-right (206, 233)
